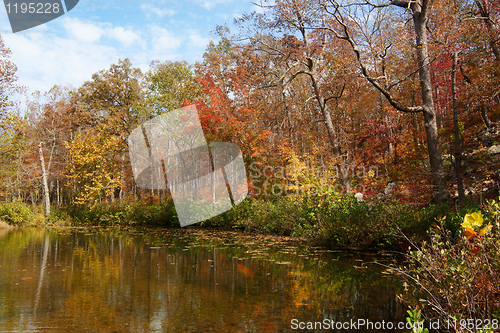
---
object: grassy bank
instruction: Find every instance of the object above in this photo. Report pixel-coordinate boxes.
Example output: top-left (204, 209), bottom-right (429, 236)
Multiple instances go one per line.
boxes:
top-left (0, 194), bottom-right (483, 250)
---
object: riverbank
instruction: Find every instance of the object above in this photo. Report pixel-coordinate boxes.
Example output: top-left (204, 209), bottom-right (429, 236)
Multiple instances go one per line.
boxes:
top-left (0, 193), bottom-right (484, 250)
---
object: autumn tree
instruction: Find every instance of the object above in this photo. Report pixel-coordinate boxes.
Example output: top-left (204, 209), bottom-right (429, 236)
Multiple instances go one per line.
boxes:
top-left (230, 4), bottom-right (349, 156)
top-left (196, 39), bottom-right (237, 97)
top-left (0, 87), bottom-right (74, 207)
top-left (473, 0), bottom-right (500, 60)
top-left (0, 112), bottom-right (29, 201)
top-left (0, 35), bottom-right (20, 117)
top-left (0, 34), bottom-right (23, 201)
top-left (299, 0), bottom-right (449, 202)
top-left (143, 60), bottom-right (203, 117)
top-left (424, 0), bottom-right (500, 199)
top-left (64, 124), bottom-right (122, 206)
top-left (457, 0), bottom-right (500, 130)
top-left (67, 59), bottom-right (143, 204)
top-left (35, 86), bottom-right (76, 206)
top-left (192, 73), bottom-right (272, 160)
top-left (220, 1), bottom-right (441, 199)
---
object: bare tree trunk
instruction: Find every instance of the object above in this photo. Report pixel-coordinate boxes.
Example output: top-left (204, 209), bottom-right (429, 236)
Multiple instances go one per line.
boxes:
top-left (292, 1), bottom-right (342, 155)
top-left (119, 154), bottom-right (125, 202)
top-left (452, 52), bottom-right (465, 201)
top-left (38, 142), bottom-right (50, 216)
top-left (480, 105), bottom-right (493, 129)
top-left (412, 2), bottom-right (447, 203)
top-left (57, 178), bottom-right (60, 206)
top-left (311, 72), bottom-right (342, 154)
top-left (281, 86), bottom-right (294, 148)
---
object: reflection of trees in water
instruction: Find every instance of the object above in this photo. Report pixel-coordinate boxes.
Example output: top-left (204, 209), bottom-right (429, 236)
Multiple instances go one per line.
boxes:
top-left (0, 229), bottom-right (405, 332)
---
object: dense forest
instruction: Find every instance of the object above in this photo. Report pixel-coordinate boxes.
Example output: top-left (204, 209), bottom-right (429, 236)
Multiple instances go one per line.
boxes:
top-left (0, 0), bottom-right (500, 328)
top-left (0, 0), bottom-right (498, 223)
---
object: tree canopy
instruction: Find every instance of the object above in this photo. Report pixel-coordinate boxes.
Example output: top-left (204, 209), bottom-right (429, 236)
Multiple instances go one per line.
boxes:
top-left (0, 0), bottom-right (499, 207)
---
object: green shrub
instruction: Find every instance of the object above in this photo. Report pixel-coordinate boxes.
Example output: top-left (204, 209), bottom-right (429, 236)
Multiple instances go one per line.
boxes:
top-left (201, 196), bottom-right (302, 235)
top-left (128, 202), bottom-right (177, 226)
top-left (406, 307), bottom-right (429, 333)
top-left (47, 208), bottom-right (72, 225)
top-left (0, 201), bottom-right (35, 226)
top-left (58, 193), bottom-right (482, 252)
top-left (292, 193), bottom-right (479, 249)
top-left (295, 193), bottom-right (406, 248)
top-left (65, 201), bottom-right (177, 226)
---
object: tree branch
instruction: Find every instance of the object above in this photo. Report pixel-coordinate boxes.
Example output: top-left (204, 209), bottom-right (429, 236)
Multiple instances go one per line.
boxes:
top-left (334, 12), bottom-right (424, 113)
top-left (364, 0), bottom-right (411, 8)
top-left (325, 82), bottom-right (345, 103)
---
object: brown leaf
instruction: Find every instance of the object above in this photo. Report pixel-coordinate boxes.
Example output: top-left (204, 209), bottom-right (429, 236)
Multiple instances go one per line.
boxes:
top-left (463, 227), bottom-right (477, 240)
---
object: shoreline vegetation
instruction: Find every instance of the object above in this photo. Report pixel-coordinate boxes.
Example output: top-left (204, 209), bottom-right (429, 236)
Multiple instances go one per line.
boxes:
top-left (0, 193), bottom-right (487, 250)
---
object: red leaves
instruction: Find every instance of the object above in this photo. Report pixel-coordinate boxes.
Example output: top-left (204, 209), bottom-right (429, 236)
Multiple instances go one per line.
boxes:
top-left (358, 118), bottom-right (399, 162)
top-left (190, 73), bottom-right (271, 160)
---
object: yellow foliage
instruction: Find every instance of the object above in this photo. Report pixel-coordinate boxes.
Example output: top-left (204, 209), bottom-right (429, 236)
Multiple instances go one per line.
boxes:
top-left (462, 212), bottom-right (484, 229)
top-left (64, 126), bottom-right (122, 207)
top-left (462, 212), bottom-right (492, 240)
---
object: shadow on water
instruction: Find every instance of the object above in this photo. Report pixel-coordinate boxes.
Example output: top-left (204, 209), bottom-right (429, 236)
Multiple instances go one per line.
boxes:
top-left (0, 228), bottom-right (406, 332)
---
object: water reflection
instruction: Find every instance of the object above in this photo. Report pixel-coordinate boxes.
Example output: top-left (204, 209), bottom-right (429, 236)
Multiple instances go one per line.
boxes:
top-left (0, 228), bottom-right (405, 332)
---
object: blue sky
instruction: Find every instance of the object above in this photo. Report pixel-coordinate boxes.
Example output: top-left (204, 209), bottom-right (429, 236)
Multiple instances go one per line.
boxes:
top-left (0, 0), bottom-right (263, 95)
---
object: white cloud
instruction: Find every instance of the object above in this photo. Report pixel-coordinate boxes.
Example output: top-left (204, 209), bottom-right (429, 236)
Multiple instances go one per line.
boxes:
top-left (62, 17), bottom-right (103, 43)
top-left (200, 0), bottom-right (233, 10)
top-left (0, 0), bottom-right (254, 95)
top-left (62, 18), bottom-right (140, 47)
top-left (107, 26), bottom-right (140, 47)
top-left (140, 3), bottom-right (176, 18)
top-left (187, 30), bottom-right (210, 50)
top-left (150, 25), bottom-right (183, 58)
top-left (3, 25), bottom-right (120, 94)
top-left (2, 17), bottom-right (191, 94)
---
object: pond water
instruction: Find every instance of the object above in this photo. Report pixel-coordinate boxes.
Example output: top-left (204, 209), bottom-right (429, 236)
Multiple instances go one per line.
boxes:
top-left (0, 227), bottom-right (406, 332)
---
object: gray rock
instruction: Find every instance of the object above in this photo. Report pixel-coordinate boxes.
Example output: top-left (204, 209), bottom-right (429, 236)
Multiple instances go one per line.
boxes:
top-left (384, 181), bottom-right (402, 196)
top-left (488, 145), bottom-right (500, 155)
top-left (420, 158), bottom-right (430, 167)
